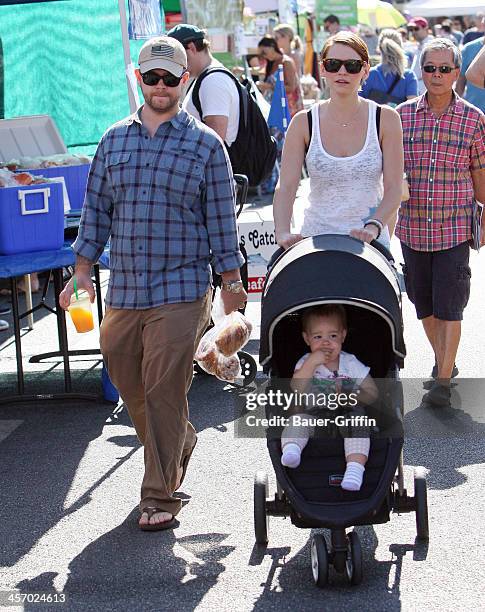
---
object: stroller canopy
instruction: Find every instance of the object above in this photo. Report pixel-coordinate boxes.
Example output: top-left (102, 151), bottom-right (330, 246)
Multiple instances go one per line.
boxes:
top-left (259, 235), bottom-right (406, 366)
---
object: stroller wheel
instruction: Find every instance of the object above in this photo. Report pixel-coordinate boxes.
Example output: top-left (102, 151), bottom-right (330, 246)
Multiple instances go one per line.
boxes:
top-left (414, 467), bottom-right (429, 540)
top-left (345, 531), bottom-right (363, 585)
top-left (254, 471), bottom-right (269, 545)
top-left (311, 534), bottom-right (329, 588)
top-left (237, 351), bottom-right (258, 386)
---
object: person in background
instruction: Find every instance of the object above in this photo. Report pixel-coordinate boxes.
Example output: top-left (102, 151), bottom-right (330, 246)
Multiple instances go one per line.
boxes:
top-left (456, 17), bottom-right (485, 113)
top-left (300, 73), bottom-right (320, 100)
top-left (462, 13), bottom-right (485, 46)
top-left (396, 38), bottom-right (485, 407)
top-left (398, 27), bottom-right (408, 44)
top-left (398, 27), bottom-right (416, 67)
top-left (257, 35), bottom-right (303, 117)
top-left (274, 23), bottom-right (304, 77)
top-left (452, 16), bottom-right (465, 37)
top-left (361, 28), bottom-right (418, 107)
top-left (323, 14), bottom-right (341, 36)
top-left (433, 22), bottom-right (457, 45)
top-left (465, 40), bottom-right (485, 88)
top-left (359, 28), bottom-right (415, 238)
top-left (232, 54), bottom-right (262, 83)
top-left (257, 35), bottom-right (303, 194)
top-left (167, 24), bottom-right (240, 148)
top-left (408, 17), bottom-right (434, 94)
top-left (441, 19), bottom-right (463, 46)
top-left (59, 36), bottom-right (246, 531)
top-left (358, 24), bottom-right (379, 57)
top-left (360, 29), bottom-right (417, 237)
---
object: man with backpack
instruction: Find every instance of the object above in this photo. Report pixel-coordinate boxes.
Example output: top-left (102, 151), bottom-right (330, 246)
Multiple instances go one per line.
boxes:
top-left (168, 24), bottom-right (240, 148)
top-left (168, 23), bottom-right (276, 187)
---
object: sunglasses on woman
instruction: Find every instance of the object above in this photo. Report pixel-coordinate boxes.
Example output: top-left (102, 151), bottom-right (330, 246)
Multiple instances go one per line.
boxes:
top-left (141, 70), bottom-right (185, 87)
top-left (422, 65), bottom-right (455, 74)
top-left (322, 58), bottom-right (365, 74)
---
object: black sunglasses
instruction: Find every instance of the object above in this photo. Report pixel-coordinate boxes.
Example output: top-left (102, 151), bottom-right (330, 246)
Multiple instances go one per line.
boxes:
top-left (423, 65), bottom-right (455, 74)
top-left (141, 70), bottom-right (185, 87)
top-left (322, 58), bottom-right (365, 74)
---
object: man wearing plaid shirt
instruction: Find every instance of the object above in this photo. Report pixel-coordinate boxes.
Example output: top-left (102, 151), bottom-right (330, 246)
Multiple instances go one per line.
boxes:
top-left (396, 39), bottom-right (485, 407)
top-left (60, 37), bottom-right (246, 530)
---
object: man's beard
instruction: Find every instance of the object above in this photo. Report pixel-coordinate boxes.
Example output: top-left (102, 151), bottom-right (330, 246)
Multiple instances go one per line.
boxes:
top-left (145, 92), bottom-right (179, 114)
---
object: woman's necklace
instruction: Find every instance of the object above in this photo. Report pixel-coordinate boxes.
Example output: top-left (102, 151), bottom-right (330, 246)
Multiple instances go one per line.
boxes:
top-left (329, 113), bottom-right (354, 128)
top-left (327, 103), bottom-right (362, 128)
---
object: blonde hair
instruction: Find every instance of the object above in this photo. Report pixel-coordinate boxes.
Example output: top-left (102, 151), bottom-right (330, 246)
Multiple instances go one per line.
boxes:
top-left (274, 23), bottom-right (302, 51)
top-left (378, 35), bottom-right (406, 78)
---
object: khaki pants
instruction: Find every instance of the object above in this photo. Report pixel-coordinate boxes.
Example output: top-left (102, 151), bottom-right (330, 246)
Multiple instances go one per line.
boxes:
top-left (100, 290), bottom-right (211, 516)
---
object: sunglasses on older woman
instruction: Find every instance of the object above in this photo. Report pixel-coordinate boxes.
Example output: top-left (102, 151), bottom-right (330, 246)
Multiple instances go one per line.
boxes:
top-left (322, 58), bottom-right (365, 74)
top-left (141, 70), bottom-right (185, 87)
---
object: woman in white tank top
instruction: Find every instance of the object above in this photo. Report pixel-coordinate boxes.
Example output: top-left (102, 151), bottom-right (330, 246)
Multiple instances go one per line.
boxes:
top-left (273, 32), bottom-right (404, 251)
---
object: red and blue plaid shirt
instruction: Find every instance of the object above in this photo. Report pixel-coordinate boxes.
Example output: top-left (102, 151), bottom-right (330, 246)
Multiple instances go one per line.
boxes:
top-left (396, 93), bottom-right (485, 251)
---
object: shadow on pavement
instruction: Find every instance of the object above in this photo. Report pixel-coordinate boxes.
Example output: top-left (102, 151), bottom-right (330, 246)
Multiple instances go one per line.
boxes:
top-left (17, 518), bottom-right (234, 611)
top-left (187, 371), bottom-right (261, 434)
top-left (0, 387), bottom-right (131, 567)
top-left (248, 524), bottom-right (428, 610)
top-left (402, 380), bottom-right (485, 490)
top-left (0, 368), bottom-right (248, 569)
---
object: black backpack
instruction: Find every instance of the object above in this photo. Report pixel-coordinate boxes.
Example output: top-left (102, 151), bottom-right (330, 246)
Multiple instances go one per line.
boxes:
top-left (190, 67), bottom-right (277, 187)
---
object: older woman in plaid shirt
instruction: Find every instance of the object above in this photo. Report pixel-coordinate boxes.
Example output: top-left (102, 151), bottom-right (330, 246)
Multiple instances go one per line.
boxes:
top-left (396, 39), bottom-right (485, 407)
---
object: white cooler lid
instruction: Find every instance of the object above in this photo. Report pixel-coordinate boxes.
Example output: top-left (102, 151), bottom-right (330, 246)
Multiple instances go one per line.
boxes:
top-left (0, 115), bottom-right (67, 162)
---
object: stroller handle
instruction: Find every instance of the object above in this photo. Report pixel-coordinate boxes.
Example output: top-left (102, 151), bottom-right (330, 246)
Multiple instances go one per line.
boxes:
top-left (370, 239), bottom-right (395, 263)
top-left (265, 235), bottom-right (395, 282)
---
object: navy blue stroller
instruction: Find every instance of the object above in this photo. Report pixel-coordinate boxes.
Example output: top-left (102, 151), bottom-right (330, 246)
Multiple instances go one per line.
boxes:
top-left (254, 234), bottom-right (429, 587)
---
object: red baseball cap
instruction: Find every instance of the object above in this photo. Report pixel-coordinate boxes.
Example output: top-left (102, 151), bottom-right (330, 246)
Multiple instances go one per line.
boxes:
top-left (408, 17), bottom-right (429, 29)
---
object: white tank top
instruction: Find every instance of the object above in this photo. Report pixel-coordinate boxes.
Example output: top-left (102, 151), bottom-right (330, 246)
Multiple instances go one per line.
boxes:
top-left (301, 100), bottom-right (389, 247)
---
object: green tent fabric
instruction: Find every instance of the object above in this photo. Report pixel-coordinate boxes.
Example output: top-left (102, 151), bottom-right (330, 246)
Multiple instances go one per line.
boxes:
top-left (0, 0), bottom-right (147, 153)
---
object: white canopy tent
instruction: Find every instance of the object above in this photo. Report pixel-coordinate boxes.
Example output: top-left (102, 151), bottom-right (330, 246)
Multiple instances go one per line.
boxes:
top-left (404, 0), bottom-right (485, 18)
top-left (244, 0), bottom-right (278, 11)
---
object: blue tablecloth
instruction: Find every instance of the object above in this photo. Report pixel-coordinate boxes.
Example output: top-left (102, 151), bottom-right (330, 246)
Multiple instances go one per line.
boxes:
top-left (0, 244), bottom-right (76, 279)
top-left (0, 239), bottom-right (113, 279)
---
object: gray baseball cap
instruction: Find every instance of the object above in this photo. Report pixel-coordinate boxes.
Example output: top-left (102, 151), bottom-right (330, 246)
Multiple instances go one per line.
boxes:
top-left (138, 36), bottom-right (187, 77)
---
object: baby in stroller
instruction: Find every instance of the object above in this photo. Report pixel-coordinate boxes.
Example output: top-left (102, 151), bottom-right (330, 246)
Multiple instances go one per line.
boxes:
top-left (281, 304), bottom-right (378, 491)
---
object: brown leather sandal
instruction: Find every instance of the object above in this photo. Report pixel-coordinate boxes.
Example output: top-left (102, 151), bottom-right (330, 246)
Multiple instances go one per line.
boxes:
top-left (139, 507), bottom-right (177, 531)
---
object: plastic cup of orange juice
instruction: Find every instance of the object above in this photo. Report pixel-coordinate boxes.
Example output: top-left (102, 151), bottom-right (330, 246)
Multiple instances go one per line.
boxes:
top-left (68, 292), bottom-right (94, 333)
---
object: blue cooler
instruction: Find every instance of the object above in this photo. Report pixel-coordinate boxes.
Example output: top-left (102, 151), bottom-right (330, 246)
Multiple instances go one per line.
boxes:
top-left (0, 182), bottom-right (64, 255)
top-left (28, 164), bottom-right (90, 212)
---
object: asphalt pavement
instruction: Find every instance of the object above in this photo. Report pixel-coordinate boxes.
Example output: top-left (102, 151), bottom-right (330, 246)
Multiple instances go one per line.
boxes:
top-left (0, 190), bottom-right (484, 611)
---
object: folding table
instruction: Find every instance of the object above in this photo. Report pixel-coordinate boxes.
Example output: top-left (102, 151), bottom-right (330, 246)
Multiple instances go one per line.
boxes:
top-left (0, 244), bottom-right (103, 404)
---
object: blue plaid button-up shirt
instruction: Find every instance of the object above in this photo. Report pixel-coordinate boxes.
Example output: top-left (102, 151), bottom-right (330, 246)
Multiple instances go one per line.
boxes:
top-left (73, 109), bottom-right (244, 309)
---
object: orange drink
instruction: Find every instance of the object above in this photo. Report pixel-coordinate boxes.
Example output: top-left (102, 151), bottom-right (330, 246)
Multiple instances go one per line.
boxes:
top-left (68, 293), bottom-right (94, 333)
